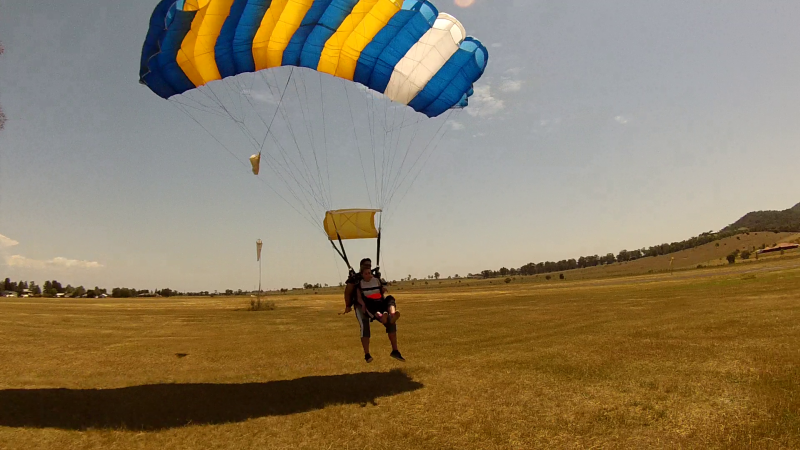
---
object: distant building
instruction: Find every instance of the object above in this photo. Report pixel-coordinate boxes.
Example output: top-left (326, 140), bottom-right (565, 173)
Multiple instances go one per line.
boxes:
top-left (1, 291), bottom-right (18, 298)
top-left (758, 243), bottom-right (800, 254)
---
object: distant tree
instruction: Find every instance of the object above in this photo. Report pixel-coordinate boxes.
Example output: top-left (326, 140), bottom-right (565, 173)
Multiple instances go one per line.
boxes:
top-left (726, 253), bottom-right (736, 264)
top-left (434, 272), bottom-right (440, 279)
top-left (740, 250), bottom-right (751, 260)
top-left (504, 277), bottom-right (511, 284)
top-left (72, 286), bottom-right (86, 297)
top-left (545, 275), bottom-right (552, 280)
top-left (559, 273), bottom-right (565, 280)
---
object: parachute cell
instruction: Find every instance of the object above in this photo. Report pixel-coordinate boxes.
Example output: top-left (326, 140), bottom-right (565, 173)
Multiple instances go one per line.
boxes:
top-left (139, 0), bottom-right (487, 117)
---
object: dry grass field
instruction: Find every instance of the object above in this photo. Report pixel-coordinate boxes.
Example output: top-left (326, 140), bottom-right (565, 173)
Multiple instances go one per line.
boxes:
top-left (1, 255), bottom-right (800, 449)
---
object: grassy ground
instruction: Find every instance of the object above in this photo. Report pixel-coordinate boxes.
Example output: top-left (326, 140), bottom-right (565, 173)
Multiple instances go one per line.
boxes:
top-left (1, 257), bottom-right (799, 449)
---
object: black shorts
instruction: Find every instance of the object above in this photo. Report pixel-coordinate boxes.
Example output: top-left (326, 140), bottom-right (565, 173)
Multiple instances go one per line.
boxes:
top-left (364, 295), bottom-right (396, 317)
top-left (355, 295), bottom-right (397, 338)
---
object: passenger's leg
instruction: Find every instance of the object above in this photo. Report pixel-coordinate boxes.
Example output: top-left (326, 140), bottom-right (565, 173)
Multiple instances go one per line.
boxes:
top-left (355, 309), bottom-right (372, 361)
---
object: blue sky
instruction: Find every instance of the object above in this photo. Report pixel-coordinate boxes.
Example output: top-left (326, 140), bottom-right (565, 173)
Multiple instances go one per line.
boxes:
top-left (1, 0), bottom-right (799, 291)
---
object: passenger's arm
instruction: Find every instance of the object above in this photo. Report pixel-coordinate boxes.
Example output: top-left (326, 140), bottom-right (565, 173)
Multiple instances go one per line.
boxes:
top-left (344, 283), bottom-right (354, 311)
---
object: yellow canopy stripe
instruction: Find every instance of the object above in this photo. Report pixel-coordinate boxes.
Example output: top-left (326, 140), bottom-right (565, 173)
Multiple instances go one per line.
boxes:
top-left (176, 0), bottom-right (207, 87)
top-left (335, 0), bottom-right (402, 80)
top-left (265, 0), bottom-right (316, 68)
top-left (191, 0), bottom-right (235, 84)
top-left (316, 0), bottom-right (379, 76)
top-left (253, 0), bottom-right (289, 71)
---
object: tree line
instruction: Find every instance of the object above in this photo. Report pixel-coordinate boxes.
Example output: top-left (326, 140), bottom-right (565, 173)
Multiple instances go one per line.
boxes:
top-left (0, 279), bottom-right (262, 298)
top-left (470, 229), bottom-right (776, 279)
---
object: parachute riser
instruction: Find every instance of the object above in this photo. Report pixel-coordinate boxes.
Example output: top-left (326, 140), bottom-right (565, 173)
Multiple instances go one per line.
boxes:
top-left (331, 233), bottom-right (353, 273)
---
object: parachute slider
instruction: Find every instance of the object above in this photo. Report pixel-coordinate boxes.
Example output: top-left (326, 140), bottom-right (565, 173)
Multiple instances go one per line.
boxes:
top-left (323, 209), bottom-right (382, 241)
top-left (250, 153), bottom-right (261, 175)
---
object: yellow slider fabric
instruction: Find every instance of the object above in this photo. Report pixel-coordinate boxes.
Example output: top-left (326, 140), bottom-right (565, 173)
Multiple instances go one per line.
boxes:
top-left (324, 209), bottom-right (382, 240)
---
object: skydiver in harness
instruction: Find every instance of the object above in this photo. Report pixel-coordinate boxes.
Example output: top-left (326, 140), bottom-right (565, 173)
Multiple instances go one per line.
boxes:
top-left (344, 258), bottom-right (404, 363)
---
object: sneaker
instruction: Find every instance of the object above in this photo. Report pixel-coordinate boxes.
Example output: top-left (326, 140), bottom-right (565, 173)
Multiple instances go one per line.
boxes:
top-left (365, 353), bottom-right (373, 363)
top-left (390, 350), bottom-right (405, 362)
top-left (389, 311), bottom-right (400, 324)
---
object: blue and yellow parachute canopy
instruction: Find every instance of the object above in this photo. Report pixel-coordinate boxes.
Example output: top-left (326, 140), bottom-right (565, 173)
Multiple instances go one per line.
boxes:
top-left (139, 0), bottom-right (488, 118)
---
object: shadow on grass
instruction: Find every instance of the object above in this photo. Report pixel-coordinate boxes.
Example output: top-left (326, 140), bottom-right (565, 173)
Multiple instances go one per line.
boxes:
top-left (0, 370), bottom-right (422, 431)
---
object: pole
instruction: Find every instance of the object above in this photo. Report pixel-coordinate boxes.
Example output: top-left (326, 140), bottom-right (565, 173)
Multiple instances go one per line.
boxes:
top-left (256, 239), bottom-right (263, 301)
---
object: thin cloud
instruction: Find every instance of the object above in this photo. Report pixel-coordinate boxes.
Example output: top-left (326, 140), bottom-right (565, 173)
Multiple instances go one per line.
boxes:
top-left (615, 115), bottom-right (629, 125)
top-left (0, 233), bottom-right (103, 270)
top-left (500, 79), bottom-right (522, 93)
top-left (466, 85), bottom-right (505, 117)
top-left (0, 233), bottom-right (19, 249)
top-left (449, 121), bottom-right (465, 131)
top-left (6, 255), bottom-right (104, 270)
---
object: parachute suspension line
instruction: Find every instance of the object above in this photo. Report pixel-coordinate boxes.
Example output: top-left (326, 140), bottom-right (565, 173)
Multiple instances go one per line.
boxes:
top-left (171, 97), bottom-right (231, 119)
top-left (223, 91), bottom-right (324, 217)
top-left (383, 112), bottom-right (425, 208)
top-left (312, 71), bottom-right (331, 210)
top-left (316, 70), bottom-right (333, 209)
top-left (261, 68), bottom-right (294, 153)
top-left (366, 86), bottom-right (378, 207)
top-left (384, 110), bottom-right (412, 207)
top-left (293, 70), bottom-right (329, 208)
top-left (262, 67), bottom-right (329, 210)
top-left (169, 101), bottom-right (323, 234)
top-left (234, 72), bottom-right (323, 208)
top-left (190, 75), bottom-right (327, 229)
top-left (385, 110), bottom-right (459, 222)
top-left (172, 102), bottom-right (250, 169)
top-left (342, 78), bottom-right (375, 208)
top-left (270, 70), bottom-right (325, 209)
top-left (386, 110), bottom-right (455, 209)
top-left (382, 105), bottom-right (407, 207)
top-left (255, 70), bottom-right (329, 212)
top-left (298, 69), bottom-right (330, 205)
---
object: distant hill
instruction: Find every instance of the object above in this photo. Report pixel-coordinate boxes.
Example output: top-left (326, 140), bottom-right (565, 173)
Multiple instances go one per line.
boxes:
top-left (722, 202), bottom-right (800, 233)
